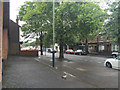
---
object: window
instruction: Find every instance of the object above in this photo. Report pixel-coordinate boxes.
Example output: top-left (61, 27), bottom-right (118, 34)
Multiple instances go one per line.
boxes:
top-left (88, 46), bottom-right (92, 50)
top-left (112, 45), bottom-right (119, 51)
top-left (99, 45), bottom-right (104, 51)
top-left (116, 56), bottom-right (120, 60)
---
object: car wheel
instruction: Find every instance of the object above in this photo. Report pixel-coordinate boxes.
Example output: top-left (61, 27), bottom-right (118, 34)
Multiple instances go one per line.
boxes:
top-left (106, 62), bottom-right (112, 68)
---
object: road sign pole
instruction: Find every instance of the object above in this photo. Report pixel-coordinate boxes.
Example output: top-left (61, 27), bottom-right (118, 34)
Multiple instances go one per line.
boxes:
top-left (52, 0), bottom-right (55, 67)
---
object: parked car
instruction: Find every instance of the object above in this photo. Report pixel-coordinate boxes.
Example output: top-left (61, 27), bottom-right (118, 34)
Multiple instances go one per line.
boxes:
top-left (65, 49), bottom-right (75, 54)
top-left (48, 48), bottom-right (56, 53)
top-left (112, 51), bottom-right (119, 58)
top-left (81, 50), bottom-right (87, 55)
top-left (104, 56), bottom-right (120, 69)
top-left (74, 50), bottom-right (83, 55)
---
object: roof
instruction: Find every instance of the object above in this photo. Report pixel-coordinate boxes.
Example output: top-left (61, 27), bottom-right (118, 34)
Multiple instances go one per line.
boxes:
top-left (9, 19), bottom-right (21, 27)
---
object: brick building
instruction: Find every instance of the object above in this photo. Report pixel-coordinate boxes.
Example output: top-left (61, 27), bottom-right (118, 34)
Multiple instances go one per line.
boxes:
top-left (2, 2), bottom-right (9, 60)
top-left (0, 0), bottom-right (3, 87)
top-left (0, 2), bottom-right (10, 87)
top-left (88, 32), bottom-right (119, 55)
top-left (8, 20), bottom-right (20, 55)
top-left (0, 1), bottom-right (9, 88)
top-left (67, 32), bottom-right (119, 55)
top-left (0, 1), bottom-right (20, 88)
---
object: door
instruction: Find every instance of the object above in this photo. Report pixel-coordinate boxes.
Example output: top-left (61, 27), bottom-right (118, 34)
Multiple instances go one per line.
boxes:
top-left (113, 56), bottom-right (120, 69)
top-left (116, 56), bottom-right (120, 69)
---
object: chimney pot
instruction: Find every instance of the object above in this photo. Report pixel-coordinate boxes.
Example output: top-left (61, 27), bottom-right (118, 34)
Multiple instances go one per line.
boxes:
top-left (16, 16), bottom-right (19, 24)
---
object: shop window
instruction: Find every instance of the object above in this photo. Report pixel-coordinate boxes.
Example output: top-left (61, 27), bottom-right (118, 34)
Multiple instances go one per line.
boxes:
top-left (99, 45), bottom-right (104, 51)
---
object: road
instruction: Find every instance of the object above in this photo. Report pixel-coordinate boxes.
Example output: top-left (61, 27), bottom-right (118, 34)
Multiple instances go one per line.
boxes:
top-left (37, 52), bottom-right (119, 88)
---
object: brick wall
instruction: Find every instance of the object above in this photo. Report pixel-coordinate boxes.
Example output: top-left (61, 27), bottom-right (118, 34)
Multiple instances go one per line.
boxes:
top-left (88, 33), bottom-right (113, 44)
top-left (8, 20), bottom-right (20, 55)
top-left (87, 33), bottom-right (113, 55)
top-left (2, 29), bottom-right (8, 59)
top-left (2, 2), bottom-right (9, 59)
top-left (9, 43), bottom-right (20, 55)
top-left (0, 0), bottom-right (3, 83)
top-left (21, 50), bottom-right (38, 57)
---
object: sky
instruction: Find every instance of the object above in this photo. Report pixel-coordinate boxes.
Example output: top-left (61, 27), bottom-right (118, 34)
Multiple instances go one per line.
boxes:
top-left (10, 0), bottom-right (32, 26)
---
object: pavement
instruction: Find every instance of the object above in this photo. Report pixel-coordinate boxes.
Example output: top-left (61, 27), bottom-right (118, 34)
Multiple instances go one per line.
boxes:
top-left (2, 53), bottom-right (120, 88)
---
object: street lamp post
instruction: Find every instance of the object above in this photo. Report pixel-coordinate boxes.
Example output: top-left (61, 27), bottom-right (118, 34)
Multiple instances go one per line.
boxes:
top-left (52, 0), bottom-right (55, 67)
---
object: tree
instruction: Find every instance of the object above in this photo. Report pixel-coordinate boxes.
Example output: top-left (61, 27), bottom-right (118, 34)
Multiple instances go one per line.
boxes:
top-left (18, 2), bottom-right (53, 55)
top-left (54, 2), bottom-right (106, 58)
top-left (55, 2), bottom-right (75, 58)
top-left (42, 2), bottom-right (79, 59)
top-left (76, 2), bottom-right (106, 53)
top-left (105, 1), bottom-right (120, 51)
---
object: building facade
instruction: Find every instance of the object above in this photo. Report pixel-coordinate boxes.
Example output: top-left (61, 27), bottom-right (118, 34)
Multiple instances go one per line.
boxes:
top-left (88, 32), bottom-right (119, 55)
top-left (2, 2), bottom-right (9, 60)
top-left (0, 0), bottom-right (3, 86)
top-left (8, 20), bottom-right (20, 55)
top-left (0, 2), bottom-right (9, 88)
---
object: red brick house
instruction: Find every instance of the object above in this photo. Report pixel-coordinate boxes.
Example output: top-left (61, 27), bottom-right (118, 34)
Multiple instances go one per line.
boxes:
top-left (88, 32), bottom-right (119, 55)
top-left (0, 2), bottom-right (9, 85)
top-left (0, 0), bottom-right (3, 85)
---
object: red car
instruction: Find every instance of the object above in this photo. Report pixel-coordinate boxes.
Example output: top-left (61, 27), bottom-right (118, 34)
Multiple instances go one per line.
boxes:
top-left (65, 49), bottom-right (75, 54)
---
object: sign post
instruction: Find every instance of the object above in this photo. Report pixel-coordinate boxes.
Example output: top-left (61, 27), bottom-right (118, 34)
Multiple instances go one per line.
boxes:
top-left (52, 0), bottom-right (55, 67)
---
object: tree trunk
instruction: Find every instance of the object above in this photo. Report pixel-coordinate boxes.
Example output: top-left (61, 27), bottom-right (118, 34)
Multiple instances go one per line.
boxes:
top-left (40, 31), bottom-right (43, 55)
top-left (59, 39), bottom-right (64, 59)
top-left (96, 37), bottom-right (99, 52)
top-left (85, 38), bottom-right (88, 54)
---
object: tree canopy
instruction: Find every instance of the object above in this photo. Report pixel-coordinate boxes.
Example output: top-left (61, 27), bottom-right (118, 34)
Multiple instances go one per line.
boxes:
top-left (105, 1), bottom-right (120, 44)
top-left (19, 2), bottom-right (53, 55)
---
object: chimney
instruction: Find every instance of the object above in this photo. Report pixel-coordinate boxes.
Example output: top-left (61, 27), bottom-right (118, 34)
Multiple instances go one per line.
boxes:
top-left (16, 16), bottom-right (19, 24)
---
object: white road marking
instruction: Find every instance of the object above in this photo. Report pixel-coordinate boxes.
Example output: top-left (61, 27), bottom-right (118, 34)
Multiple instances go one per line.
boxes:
top-left (34, 58), bottom-right (40, 62)
top-left (34, 58), bottom-right (53, 67)
top-left (64, 72), bottom-right (76, 78)
top-left (55, 67), bottom-right (58, 69)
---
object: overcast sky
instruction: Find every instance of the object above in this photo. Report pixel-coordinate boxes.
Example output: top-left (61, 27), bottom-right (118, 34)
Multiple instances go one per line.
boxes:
top-left (10, 0), bottom-right (32, 26)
